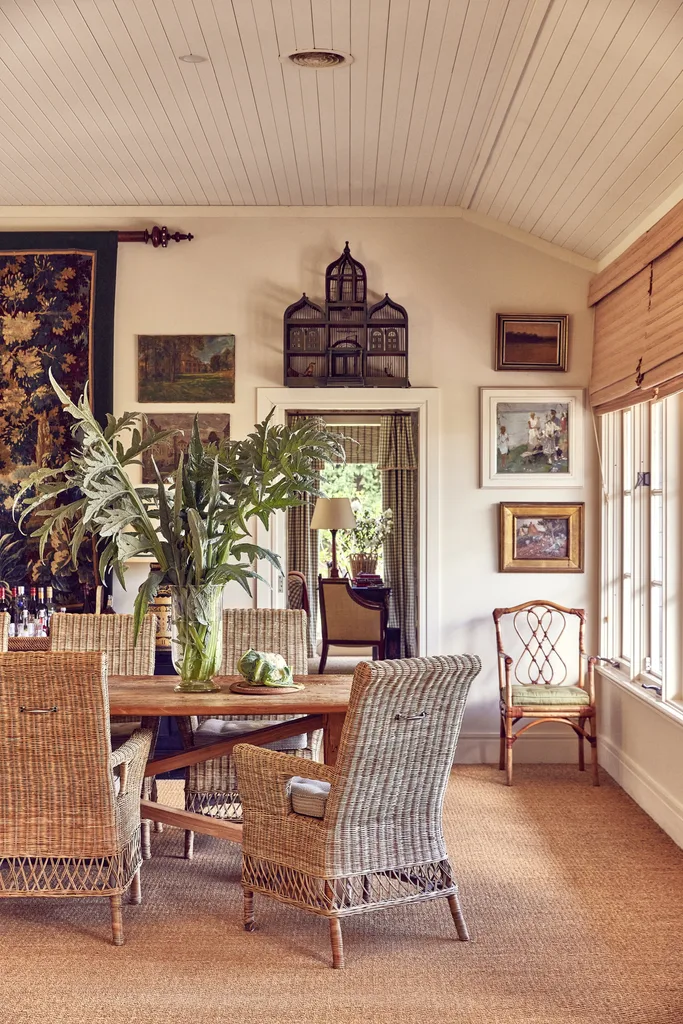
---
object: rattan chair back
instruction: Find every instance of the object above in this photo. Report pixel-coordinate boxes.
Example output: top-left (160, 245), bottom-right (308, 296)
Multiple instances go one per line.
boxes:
top-left (325, 656), bottom-right (480, 872)
top-left (492, 600), bottom-right (585, 688)
top-left (0, 612), bottom-right (8, 652)
top-left (50, 613), bottom-right (156, 675)
top-left (220, 608), bottom-right (308, 674)
top-left (318, 579), bottom-right (383, 643)
top-left (0, 651), bottom-right (118, 858)
top-left (287, 571), bottom-right (310, 616)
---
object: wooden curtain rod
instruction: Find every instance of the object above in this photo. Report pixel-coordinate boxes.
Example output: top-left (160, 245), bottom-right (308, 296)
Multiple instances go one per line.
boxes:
top-left (117, 225), bottom-right (193, 248)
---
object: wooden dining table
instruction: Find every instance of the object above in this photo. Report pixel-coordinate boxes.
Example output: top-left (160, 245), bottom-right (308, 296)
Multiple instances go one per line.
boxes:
top-left (108, 673), bottom-right (354, 846)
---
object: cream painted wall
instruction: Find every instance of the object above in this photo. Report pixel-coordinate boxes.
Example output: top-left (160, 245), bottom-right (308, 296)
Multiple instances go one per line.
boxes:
top-left (1, 211), bottom-right (597, 761)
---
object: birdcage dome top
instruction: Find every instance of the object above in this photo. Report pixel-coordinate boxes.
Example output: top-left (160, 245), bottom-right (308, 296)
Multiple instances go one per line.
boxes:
top-left (325, 242), bottom-right (367, 304)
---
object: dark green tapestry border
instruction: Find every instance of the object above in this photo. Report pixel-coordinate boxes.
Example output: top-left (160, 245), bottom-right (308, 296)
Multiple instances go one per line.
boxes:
top-left (0, 231), bottom-right (117, 425)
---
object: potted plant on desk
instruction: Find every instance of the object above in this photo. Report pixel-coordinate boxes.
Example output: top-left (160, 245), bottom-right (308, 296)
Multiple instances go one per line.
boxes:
top-left (346, 505), bottom-right (393, 578)
top-left (17, 373), bottom-right (344, 693)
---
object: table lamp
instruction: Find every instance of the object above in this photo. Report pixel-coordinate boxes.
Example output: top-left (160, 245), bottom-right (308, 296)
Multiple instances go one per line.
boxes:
top-left (310, 497), bottom-right (356, 578)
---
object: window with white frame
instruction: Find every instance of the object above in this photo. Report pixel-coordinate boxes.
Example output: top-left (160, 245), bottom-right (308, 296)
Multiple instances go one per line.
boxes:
top-left (600, 397), bottom-right (681, 704)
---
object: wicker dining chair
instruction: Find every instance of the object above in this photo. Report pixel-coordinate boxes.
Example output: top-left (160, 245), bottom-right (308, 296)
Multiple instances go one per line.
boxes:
top-left (178, 607), bottom-right (316, 860)
top-left (233, 653), bottom-right (481, 968)
top-left (0, 652), bottom-right (151, 945)
top-left (493, 601), bottom-right (598, 786)
top-left (50, 613), bottom-right (159, 856)
top-left (0, 612), bottom-right (8, 652)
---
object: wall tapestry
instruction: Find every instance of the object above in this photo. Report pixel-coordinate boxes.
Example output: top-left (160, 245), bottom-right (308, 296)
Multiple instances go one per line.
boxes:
top-left (0, 231), bottom-right (117, 598)
top-left (480, 388), bottom-right (585, 488)
top-left (137, 334), bottom-right (235, 402)
top-left (141, 413), bottom-right (231, 483)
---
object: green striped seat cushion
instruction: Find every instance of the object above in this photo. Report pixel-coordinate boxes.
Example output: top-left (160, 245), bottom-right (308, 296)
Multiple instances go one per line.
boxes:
top-left (510, 684), bottom-right (590, 706)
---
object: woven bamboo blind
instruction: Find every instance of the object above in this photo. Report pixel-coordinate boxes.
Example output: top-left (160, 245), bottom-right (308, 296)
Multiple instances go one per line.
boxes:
top-left (591, 236), bottom-right (683, 414)
top-left (328, 424), bottom-right (380, 463)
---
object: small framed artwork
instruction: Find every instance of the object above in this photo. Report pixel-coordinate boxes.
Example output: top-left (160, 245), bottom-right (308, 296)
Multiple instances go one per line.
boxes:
top-left (499, 502), bottom-right (584, 573)
top-left (480, 388), bottom-right (584, 488)
top-left (496, 314), bottom-right (568, 371)
top-left (138, 334), bottom-right (235, 402)
top-left (140, 413), bottom-right (230, 483)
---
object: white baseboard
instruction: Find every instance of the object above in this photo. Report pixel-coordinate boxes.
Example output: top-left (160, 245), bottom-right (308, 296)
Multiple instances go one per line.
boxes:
top-left (455, 730), bottom-right (578, 764)
top-left (599, 736), bottom-right (683, 849)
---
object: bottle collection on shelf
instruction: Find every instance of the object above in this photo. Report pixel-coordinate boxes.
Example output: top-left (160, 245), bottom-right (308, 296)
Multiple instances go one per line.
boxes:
top-left (1, 586), bottom-right (60, 638)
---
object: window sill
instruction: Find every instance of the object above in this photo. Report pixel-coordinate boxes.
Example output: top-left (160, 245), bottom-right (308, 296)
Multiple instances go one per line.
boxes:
top-left (596, 664), bottom-right (683, 728)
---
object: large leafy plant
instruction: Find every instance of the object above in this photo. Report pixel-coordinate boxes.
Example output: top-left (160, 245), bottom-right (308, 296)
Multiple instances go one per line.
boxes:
top-left (17, 372), bottom-right (345, 637)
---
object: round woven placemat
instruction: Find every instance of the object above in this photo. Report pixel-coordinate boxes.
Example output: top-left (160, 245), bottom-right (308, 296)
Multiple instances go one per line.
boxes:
top-left (229, 680), bottom-right (304, 695)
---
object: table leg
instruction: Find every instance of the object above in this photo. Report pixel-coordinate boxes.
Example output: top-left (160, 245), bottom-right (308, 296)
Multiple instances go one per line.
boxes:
top-left (323, 712), bottom-right (345, 766)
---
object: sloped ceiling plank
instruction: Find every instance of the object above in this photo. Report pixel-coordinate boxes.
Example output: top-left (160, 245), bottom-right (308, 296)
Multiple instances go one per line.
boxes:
top-left (533, 1), bottom-right (683, 248)
top-left (403, 0), bottom-right (471, 205)
top-left (512, 0), bottom-right (662, 235)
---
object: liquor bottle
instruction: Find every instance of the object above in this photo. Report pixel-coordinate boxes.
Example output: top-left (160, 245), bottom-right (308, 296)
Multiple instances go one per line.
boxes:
top-left (102, 592), bottom-right (116, 614)
top-left (0, 587), bottom-right (8, 614)
top-left (35, 587), bottom-right (48, 636)
top-left (44, 586), bottom-right (55, 633)
top-left (9, 587), bottom-right (18, 634)
top-left (28, 587), bottom-right (37, 620)
top-left (15, 586), bottom-right (25, 627)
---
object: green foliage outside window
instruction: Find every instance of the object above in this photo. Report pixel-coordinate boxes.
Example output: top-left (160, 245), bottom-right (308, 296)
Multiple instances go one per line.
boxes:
top-left (318, 462), bottom-right (384, 577)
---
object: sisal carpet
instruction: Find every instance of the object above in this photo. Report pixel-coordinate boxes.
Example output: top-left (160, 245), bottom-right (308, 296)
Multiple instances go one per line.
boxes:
top-left (1, 766), bottom-right (682, 1024)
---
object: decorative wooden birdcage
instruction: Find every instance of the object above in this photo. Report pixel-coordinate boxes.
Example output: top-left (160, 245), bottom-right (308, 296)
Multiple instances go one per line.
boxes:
top-left (283, 243), bottom-right (409, 388)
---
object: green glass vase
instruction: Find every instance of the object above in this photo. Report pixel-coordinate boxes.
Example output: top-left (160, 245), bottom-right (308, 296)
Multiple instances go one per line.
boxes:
top-left (170, 585), bottom-right (223, 693)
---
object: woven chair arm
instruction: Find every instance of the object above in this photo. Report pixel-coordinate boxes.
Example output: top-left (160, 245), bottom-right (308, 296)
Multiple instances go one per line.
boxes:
top-left (112, 729), bottom-right (152, 848)
top-left (234, 743), bottom-right (336, 816)
top-left (111, 729), bottom-right (152, 796)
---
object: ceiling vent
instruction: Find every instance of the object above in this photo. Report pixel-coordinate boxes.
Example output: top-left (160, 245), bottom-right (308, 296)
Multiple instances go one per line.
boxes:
top-left (284, 48), bottom-right (353, 69)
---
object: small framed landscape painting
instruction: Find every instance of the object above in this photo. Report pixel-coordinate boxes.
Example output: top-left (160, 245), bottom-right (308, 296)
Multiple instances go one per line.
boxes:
top-left (138, 334), bottom-right (235, 402)
top-left (499, 502), bottom-right (584, 573)
top-left (140, 413), bottom-right (231, 483)
top-left (495, 314), bottom-right (568, 371)
top-left (480, 388), bottom-right (584, 487)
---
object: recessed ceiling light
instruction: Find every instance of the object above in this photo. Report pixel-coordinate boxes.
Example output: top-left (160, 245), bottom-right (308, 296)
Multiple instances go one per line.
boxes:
top-left (282, 48), bottom-right (353, 69)
top-left (179, 53), bottom-right (208, 64)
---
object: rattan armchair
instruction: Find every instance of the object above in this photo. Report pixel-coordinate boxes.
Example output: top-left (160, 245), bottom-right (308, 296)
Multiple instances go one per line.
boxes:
top-left (178, 608), bottom-right (318, 859)
top-left (493, 600), bottom-right (598, 786)
top-left (0, 652), bottom-right (151, 945)
top-left (50, 613), bottom-right (159, 856)
top-left (233, 653), bottom-right (481, 968)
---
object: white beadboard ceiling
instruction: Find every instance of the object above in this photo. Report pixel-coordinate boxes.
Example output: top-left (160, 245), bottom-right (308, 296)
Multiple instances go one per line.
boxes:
top-left (0, 0), bottom-right (682, 260)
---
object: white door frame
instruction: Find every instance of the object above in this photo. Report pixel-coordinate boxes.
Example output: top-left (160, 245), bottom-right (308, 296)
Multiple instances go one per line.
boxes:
top-left (255, 387), bottom-right (440, 656)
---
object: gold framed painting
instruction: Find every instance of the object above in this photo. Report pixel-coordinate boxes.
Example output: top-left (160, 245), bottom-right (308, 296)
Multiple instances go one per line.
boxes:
top-left (496, 314), bottom-right (568, 371)
top-left (499, 502), bottom-right (584, 573)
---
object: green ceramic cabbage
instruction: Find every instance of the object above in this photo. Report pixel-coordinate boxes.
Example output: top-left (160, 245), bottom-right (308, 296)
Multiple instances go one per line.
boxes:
top-left (237, 648), bottom-right (296, 687)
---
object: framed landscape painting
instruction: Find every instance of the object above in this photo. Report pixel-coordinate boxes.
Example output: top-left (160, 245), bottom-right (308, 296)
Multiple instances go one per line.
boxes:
top-left (495, 314), bottom-right (568, 371)
top-left (481, 388), bottom-right (584, 487)
top-left (499, 502), bottom-right (584, 573)
top-left (140, 413), bottom-right (231, 483)
top-left (138, 334), bottom-right (235, 402)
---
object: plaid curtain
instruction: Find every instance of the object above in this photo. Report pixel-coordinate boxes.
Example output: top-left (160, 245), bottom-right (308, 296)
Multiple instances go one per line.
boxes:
top-left (379, 414), bottom-right (418, 657)
top-left (286, 414), bottom-right (326, 656)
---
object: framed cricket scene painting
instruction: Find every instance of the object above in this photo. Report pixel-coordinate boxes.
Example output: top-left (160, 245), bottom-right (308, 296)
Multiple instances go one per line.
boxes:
top-left (480, 388), bottom-right (584, 487)
top-left (495, 313), bottom-right (568, 371)
top-left (499, 502), bottom-right (584, 573)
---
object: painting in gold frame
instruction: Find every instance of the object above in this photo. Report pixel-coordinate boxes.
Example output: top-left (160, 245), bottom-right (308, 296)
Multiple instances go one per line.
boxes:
top-left (496, 314), bottom-right (568, 371)
top-left (499, 502), bottom-right (584, 573)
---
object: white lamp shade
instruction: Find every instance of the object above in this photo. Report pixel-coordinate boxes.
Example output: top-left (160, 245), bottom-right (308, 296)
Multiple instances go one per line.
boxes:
top-left (310, 497), bottom-right (356, 531)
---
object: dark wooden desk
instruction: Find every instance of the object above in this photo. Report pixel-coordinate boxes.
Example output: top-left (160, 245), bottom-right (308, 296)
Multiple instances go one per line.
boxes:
top-left (108, 673), bottom-right (353, 846)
